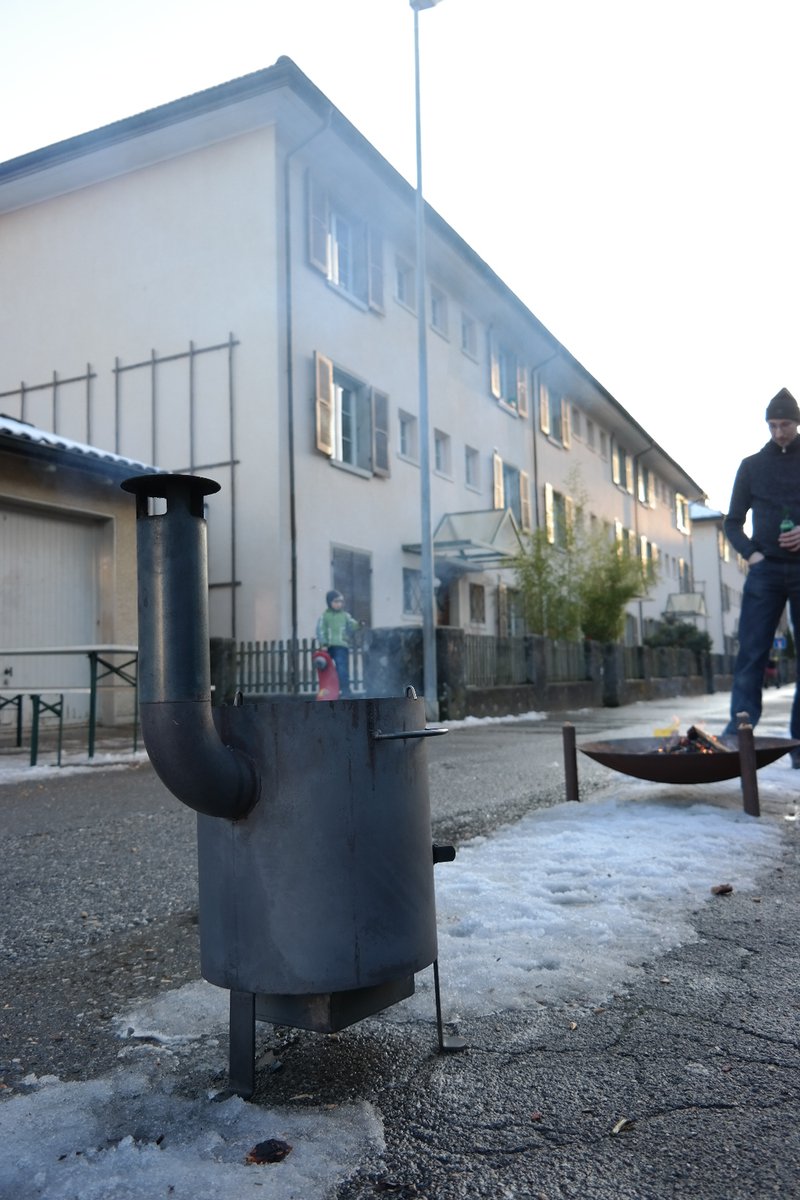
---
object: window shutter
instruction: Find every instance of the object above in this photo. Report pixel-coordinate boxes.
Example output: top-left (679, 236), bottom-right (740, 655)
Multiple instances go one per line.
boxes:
top-left (544, 483), bottom-right (555, 544)
top-left (611, 444), bottom-right (621, 485)
top-left (516, 365), bottom-right (529, 417)
top-left (353, 223), bottom-right (369, 303)
top-left (367, 228), bottom-right (384, 312)
top-left (520, 470), bottom-right (532, 531)
top-left (625, 455), bottom-right (634, 494)
top-left (539, 383), bottom-right (550, 435)
top-left (497, 581), bottom-right (509, 638)
top-left (492, 451), bottom-right (504, 509)
top-left (372, 388), bottom-right (390, 477)
top-left (561, 401), bottom-right (571, 447)
top-left (307, 173), bottom-right (329, 276)
top-left (315, 352), bottom-right (334, 456)
top-left (647, 473), bottom-right (656, 508)
top-left (489, 333), bottom-right (501, 399)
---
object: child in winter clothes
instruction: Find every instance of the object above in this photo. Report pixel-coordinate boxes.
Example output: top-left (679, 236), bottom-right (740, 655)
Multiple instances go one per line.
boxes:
top-left (316, 591), bottom-right (360, 697)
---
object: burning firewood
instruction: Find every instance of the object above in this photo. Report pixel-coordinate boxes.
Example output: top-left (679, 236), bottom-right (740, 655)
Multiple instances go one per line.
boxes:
top-left (657, 725), bottom-right (734, 755)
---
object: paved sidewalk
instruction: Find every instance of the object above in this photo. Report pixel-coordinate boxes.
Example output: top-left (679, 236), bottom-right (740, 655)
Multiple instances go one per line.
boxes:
top-left (1, 687), bottom-right (798, 1198)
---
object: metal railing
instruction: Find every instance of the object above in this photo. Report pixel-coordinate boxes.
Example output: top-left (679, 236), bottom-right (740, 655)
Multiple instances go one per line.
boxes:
top-left (235, 639), bottom-right (364, 696)
top-left (233, 633), bottom-right (740, 698)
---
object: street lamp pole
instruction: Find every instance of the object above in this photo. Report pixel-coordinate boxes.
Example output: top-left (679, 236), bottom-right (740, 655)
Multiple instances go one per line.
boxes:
top-left (411, 0), bottom-right (441, 720)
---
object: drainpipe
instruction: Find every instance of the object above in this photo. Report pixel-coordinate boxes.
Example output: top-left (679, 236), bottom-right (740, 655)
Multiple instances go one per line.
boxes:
top-left (284, 109), bottom-right (333, 684)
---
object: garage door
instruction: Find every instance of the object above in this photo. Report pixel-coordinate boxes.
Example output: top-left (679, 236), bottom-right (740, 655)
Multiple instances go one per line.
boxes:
top-left (0, 502), bottom-right (102, 717)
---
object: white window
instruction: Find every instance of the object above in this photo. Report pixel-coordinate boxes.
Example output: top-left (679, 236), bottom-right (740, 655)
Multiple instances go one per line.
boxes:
top-left (395, 257), bottom-right (416, 310)
top-left (543, 482), bottom-right (574, 549)
top-left (489, 333), bottom-right (528, 416)
top-left (434, 429), bottom-right (452, 477)
top-left (586, 418), bottom-right (596, 449)
top-left (465, 445), bottom-right (480, 491)
top-left (676, 493), bottom-right (691, 534)
top-left (461, 312), bottom-right (478, 359)
top-left (398, 410), bottom-right (419, 462)
top-left (314, 352), bottom-right (390, 477)
top-left (571, 407), bottom-right (582, 440)
top-left (307, 173), bottom-right (383, 311)
top-left (612, 443), bottom-right (634, 493)
top-left (403, 567), bottom-right (422, 616)
top-left (599, 430), bottom-right (609, 460)
top-left (538, 383), bottom-right (570, 445)
top-left (492, 451), bottom-right (532, 530)
top-left (430, 285), bottom-right (448, 336)
top-left (469, 583), bottom-right (486, 625)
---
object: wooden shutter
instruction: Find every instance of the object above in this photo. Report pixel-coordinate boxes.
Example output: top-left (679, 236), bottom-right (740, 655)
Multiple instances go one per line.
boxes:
top-left (544, 483), bottom-right (555, 544)
top-left (561, 400), bottom-right (571, 447)
top-left (520, 471), bottom-right (532, 531)
top-left (565, 495), bottom-right (575, 537)
top-left (315, 352), bottom-right (334, 456)
top-left (368, 228), bottom-right (384, 313)
top-left (492, 451), bottom-right (504, 509)
top-left (489, 333), bottom-right (501, 399)
top-left (539, 383), bottom-right (550, 435)
top-left (517, 365), bottom-right (529, 417)
top-left (497, 581), bottom-right (509, 638)
top-left (372, 388), bottom-right (390, 477)
top-left (307, 172), bottom-right (329, 276)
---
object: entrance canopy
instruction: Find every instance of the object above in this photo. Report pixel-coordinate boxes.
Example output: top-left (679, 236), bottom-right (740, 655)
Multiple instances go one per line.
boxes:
top-left (403, 509), bottom-right (523, 575)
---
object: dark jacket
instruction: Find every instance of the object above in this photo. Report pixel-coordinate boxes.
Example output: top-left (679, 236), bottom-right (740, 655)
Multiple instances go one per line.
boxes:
top-left (724, 435), bottom-right (800, 561)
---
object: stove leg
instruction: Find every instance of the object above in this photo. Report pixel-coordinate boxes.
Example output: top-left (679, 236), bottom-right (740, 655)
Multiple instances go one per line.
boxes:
top-left (229, 989), bottom-right (256, 1099)
top-left (737, 723), bottom-right (760, 817)
top-left (433, 959), bottom-right (467, 1053)
top-left (562, 722), bottom-right (579, 802)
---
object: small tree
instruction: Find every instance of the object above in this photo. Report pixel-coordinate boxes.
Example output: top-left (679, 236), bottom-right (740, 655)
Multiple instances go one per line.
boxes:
top-left (643, 618), bottom-right (711, 656)
top-left (513, 527), bottom-right (582, 639)
top-left (511, 468), bottom-right (655, 643)
top-left (579, 529), bottom-right (650, 643)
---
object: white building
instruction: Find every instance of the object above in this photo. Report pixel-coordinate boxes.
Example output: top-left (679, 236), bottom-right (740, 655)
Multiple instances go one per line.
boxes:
top-left (689, 502), bottom-right (748, 656)
top-left (0, 58), bottom-right (704, 651)
top-left (0, 415), bottom-right (152, 724)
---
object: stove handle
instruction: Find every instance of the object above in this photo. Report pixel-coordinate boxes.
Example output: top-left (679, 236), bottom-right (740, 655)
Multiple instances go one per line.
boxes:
top-left (372, 727), bottom-right (448, 741)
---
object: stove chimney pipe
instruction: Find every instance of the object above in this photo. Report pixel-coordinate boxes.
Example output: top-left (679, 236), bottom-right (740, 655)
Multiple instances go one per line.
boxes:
top-left (122, 474), bottom-right (259, 819)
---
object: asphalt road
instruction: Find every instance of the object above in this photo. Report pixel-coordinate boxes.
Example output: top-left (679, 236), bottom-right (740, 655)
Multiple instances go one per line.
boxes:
top-left (1, 692), bottom-right (798, 1198)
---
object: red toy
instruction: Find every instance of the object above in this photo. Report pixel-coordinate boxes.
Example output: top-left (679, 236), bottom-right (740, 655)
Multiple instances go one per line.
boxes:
top-left (313, 649), bottom-right (340, 700)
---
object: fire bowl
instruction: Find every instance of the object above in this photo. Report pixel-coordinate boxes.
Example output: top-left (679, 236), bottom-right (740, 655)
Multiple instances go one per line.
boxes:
top-left (578, 736), bottom-right (800, 785)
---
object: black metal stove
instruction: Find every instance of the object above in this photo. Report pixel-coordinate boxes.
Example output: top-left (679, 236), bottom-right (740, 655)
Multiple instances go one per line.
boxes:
top-left (122, 473), bottom-right (461, 1096)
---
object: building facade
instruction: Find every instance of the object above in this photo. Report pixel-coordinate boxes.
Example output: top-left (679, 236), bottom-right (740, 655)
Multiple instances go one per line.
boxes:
top-left (0, 416), bottom-right (152, 723)
top-left (688, 502), bottom-right (748, 656)
top-left (0, 58), bottom-right (705, 652)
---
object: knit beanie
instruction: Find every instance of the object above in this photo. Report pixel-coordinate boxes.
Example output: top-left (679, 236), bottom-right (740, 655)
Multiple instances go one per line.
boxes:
top-left (765, 388), bottom-right (800, 422)
top-left (326, 590), bottom-right (343, 607)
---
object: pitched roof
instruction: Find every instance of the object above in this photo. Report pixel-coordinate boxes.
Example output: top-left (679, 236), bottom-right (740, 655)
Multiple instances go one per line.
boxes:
top-left (0, 413), bottom-right (158, 477)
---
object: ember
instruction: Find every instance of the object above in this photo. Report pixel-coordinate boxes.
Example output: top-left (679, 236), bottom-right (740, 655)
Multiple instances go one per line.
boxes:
top-left (657, 726), bottom-right (733, 755)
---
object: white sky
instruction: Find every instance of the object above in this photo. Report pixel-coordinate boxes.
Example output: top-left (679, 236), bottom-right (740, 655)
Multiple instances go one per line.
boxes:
top-left (1, 688), bottom-right (798, 1196)
top-left (3, 1), bottom-right (799, 511)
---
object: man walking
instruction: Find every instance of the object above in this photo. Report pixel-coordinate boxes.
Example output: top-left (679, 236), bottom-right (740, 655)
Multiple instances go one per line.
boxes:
top-left (723, 387), bottom-right (800, 757)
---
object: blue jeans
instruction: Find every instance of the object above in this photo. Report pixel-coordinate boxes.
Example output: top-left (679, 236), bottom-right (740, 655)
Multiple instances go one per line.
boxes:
top-left (327, 645), bottom-right (351, 697)
top-left (724, 557), bottom-right (800, 738)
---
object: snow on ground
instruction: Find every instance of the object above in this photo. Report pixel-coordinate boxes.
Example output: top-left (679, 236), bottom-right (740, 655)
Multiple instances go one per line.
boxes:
top-left (1, 689), bottom-right (798, 1198)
